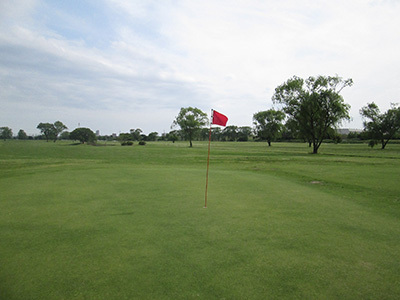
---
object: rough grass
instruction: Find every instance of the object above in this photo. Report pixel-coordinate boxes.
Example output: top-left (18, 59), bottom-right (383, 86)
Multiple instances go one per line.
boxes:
top-left (0, 140), bottom-right (399, 299)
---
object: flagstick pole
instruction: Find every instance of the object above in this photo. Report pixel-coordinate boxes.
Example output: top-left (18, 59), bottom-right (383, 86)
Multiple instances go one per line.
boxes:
top-left (204, 110), bottom-right (213, 208)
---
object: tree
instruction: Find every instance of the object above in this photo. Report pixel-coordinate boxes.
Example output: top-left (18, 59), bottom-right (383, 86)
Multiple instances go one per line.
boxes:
top-left (172, 107), bottom-right (208, 147)
top-left (118, 133), bottom-right (133, 145)
top-left (211, 127), bottom-right (222, 141)
top-left (167, 130), bottom-right (179, 143)
top-left (147, 132), bottom-right (159, 141)
top-left (59, 131), bottom-right (70, 140)
top-left (37, 123), bottom-right (55, 142)
top-left (253, 109), bottom-right (285, 146)
top-left (222, 125), bottom-right (238, 141)
top-left (360, 102), bottom-right (400, 149)
top-left (130, 128), bottom-right (143, 141)
top-left (53, 121), bottom-right (67, 141)
top-left (0, 127), bottom-right (13, 140)
top-left (237, 126), bottom-right (252, 141)
top-left (281, 119), bottom-right (298, 141)
top-left (70, 128), bottom-right (96, 144)
top-left (199, 128), bottom-right (210, 141)
top-left (17, 129), bottom-right (28, 140)
top-left (36, 121), bottom-right (67, 142)
top-left (273, 75), bottom-right (352, 153)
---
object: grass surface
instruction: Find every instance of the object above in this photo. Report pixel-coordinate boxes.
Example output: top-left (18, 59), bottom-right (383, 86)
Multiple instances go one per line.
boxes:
top-left (1, 140), bottom-right (400, 299)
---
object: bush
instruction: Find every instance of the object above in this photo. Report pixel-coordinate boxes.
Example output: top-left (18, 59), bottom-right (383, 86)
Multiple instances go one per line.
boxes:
top-left (138, 141), bottom-right (146, 146)
top-left (121, 141), bottom-right (134, 146)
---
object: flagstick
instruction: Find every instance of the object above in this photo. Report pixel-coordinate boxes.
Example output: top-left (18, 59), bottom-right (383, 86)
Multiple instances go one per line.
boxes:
top-left (204, 110), bottom-right (213, 208)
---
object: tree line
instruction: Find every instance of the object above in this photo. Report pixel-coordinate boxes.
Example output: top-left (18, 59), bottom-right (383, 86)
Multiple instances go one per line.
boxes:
top-left (169, 75), bottom-right (400, 152)
top-left (2, 75), bottom-right (400, 152)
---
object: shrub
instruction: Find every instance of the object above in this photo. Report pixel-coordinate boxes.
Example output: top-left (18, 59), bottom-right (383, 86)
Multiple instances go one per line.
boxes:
top-left (121, 141), bottom-right (134, 146)
top-left (138, 141), bottom-right (146, 146)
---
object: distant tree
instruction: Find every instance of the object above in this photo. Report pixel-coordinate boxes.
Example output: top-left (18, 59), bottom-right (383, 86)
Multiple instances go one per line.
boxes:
top-left (237, 126), bottom-right (252, 141)
top-left (211, 127), bottom-right (222, 141)
top-left (36, 121), bottom-right (67, 142)
top-left (119, 133), bottom-right (134, 146)
top-left (97, 135), bottom-right (114, 141)
top-left (284, 116), bottom-right (312, 145)
top-left (346, 131), bottom-right (357, 139)
top-left (281, 119), bottom-right (297, 141)
top-left (253, 109), bottom-right (285, 146)
top-left (172, 107), bottom-right (208, 147)
top-left (326, 128), bottom-right (342, 144)
top-left (118, 133), bottom-right (133, 145)
top-left (17, 129), bottom-right (28, 140)
top-left (130, 128), bottom-right (143, 141)
top-left (147, 132), bottom-right (158, 141)
top-left (360, 102), bottom-right (400, 149)
top-left (222, 125), bottom-right (238, 141)
top-left (167, 130), bottom-right (179, 143)
top-left (0, 127), bottom-right (13, 140)
top-left (199, 128), bottom-right (210, 141)
top-left (273, 75), bottom-right (352, 153)
top-left (59, 131), bottom-right (70, 140)
top-left (37, 123), bottom-right (55, 142)
top-left (70, 128), bottom-right (96, 144)
top-left (53, 121), bottom-right (67, 141)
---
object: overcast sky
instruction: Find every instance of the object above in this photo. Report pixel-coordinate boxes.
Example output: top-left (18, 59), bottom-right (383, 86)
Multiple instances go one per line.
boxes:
top-left (1, 0), bottom-right (400, 135)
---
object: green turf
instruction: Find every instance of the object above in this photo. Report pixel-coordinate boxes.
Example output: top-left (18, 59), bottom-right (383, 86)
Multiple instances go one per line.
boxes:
top-left (1, 140), bottom-right (399, 299)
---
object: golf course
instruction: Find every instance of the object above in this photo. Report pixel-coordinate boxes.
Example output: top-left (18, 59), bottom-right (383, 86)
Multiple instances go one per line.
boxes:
top-left (1, 140), bottom-right (399, 299)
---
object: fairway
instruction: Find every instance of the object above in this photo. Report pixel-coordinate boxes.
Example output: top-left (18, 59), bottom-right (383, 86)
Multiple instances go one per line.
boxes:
top-left (1, 141), bottom-right (400, 299)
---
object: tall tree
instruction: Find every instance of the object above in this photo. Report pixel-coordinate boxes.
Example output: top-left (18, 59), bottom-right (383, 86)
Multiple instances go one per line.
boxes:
top-left (172, 107), bottom-right (208, 147)
top-left (360, 102), bottom-right (400, 149)
top-left (273, 75), bottom-right (352, 153)
top-left (0, 127), bottom-right (13, 140)
top-left (253, 109), bottom-right (285, 146)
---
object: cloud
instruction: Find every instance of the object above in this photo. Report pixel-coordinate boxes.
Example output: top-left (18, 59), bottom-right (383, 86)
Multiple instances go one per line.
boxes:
top-left (1, 0), bottom-right (400, 135)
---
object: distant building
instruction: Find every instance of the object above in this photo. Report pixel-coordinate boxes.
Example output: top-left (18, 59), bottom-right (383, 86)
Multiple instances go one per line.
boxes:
top-left (336, 128), bottom-right (362, 135)
top-left (96, 130), bottom-right (100, 136)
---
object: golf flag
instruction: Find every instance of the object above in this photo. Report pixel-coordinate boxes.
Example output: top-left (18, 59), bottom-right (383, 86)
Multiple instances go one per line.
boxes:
top-left (205, 109), bottom-right (228, 208)
top-left (212, 110), bottom-right (228, 126)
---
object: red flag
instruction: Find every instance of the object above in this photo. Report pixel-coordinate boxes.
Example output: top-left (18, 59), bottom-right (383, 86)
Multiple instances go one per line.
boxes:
top-left (212, 110), bottom-right (228, 126)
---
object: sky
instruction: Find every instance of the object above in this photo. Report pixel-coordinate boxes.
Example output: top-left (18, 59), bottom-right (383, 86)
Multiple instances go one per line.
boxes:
top-left (1, 0), bottom-right (400, 136)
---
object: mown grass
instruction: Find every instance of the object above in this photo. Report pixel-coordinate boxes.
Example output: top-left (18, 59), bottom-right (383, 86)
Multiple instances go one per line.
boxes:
top-left (0, 140), bottom-right (399, 299)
